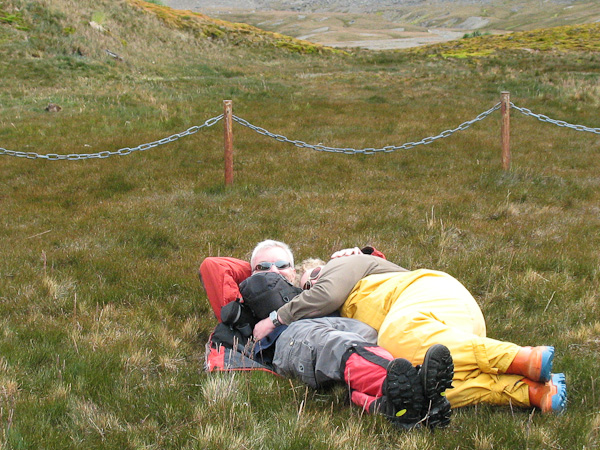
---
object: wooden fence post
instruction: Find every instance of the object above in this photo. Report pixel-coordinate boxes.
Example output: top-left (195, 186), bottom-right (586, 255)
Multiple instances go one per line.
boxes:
top-left (224, 100), bottom-right (233, 185)
top-left (501, 92), bottom-right (511, 171)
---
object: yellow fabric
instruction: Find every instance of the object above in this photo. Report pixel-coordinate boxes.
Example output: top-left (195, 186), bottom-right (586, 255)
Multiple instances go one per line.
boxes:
top-left (341, 269), bottom-right (529, 408)
top-left (448, 374), bottom-right (530, 408)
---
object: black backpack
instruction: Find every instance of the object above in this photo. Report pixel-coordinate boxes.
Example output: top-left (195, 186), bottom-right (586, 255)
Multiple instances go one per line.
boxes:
top-left (239, 272), bottom-right (302, 319)
top-left (210, 272), bottom-right (302, 356)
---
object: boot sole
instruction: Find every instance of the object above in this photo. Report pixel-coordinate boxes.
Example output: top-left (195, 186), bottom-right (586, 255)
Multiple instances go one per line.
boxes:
top-left (419, 344), bottom-right (454, 429)
top-left (538, 346), bottom-right (555, 383)
top-left (543, 372), bottom-right (567, 414)
top-left (383, 358), bottom-right (425, 430)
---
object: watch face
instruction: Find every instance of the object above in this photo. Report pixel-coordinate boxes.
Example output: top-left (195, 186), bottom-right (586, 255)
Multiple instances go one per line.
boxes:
top-left (270, 311), bottom-right (278, 325)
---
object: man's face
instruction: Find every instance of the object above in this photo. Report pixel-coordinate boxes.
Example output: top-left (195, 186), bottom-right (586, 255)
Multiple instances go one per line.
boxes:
top-left (252, 247), bottom-right (296, 283)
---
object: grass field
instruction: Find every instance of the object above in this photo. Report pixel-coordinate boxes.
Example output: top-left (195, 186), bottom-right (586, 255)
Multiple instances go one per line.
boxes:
top-left (1, 0), bottom-right (599, 448)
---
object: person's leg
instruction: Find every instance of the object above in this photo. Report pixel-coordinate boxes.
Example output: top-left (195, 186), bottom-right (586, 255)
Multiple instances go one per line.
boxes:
top-left (381, 273), bottom-right (555, 382)
top-left (345, 344), bottom-right (455, 429)
top-left (447, 372), bottom-right (530, 408)
top-left (344, 349), bottom-right (425, 429)
top-left (345, 272), bottom-right (560, 410)
top-left (378, 306), bottom-right (521, 379)
top-left (447, 371), bottom-right (567, 413)
top-left (379, 312), bottom-right (544, 409)
top-left (272, 318), bottom-right (429, 428)
top-left (376, 275), bottom-right (547, 408)
top-left (379, 311), bottom-right (562, 408)
top-left (272, 317), bottom-right (378, 390)
top-left (379, 311), bottom-right (563, 410)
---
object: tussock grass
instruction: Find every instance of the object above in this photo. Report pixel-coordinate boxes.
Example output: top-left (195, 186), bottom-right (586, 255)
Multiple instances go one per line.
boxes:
top-left (1, 0), bottom-right (599, 448)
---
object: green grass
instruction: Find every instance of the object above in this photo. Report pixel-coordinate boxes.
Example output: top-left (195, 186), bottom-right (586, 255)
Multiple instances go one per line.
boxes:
top-left (1, 0), bottom-right (600, 448)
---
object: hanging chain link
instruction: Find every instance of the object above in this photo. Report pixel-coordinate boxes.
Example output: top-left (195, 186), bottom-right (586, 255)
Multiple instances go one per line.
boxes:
top-left (1, 102), bottom-right (598, 161)
top-left (510, 103), bottom-right (600, 134)
top-left (232, 103), bottom-right (502, 154)
top-left (0, 115), bottom-right (223, 160)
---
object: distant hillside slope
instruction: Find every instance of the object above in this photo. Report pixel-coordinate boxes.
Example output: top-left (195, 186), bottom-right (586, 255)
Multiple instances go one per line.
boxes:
top-left (165, 0), bottom-right (588, 12)
top-left (166, 0), bottom-right (600, 30)
top-left (128, 0), bottom-right (336, 53)
top-left (163, 0), bottom-right (600, 51)
top-left (1, 0), bottom-right (597, 70)
top-left (0, 0), bottom-right (336, 67)
top-left (410, 22), bottom-right (600, 57)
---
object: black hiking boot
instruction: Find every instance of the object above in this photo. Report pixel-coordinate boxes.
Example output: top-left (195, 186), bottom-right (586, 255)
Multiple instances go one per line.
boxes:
top-left (371, 358), bottom-right (426, 430)
top-left (417, 344), bottom-right (454, 429)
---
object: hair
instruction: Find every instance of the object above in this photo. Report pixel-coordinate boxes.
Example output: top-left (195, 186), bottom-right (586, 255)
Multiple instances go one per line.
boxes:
top-left (250, 240), bottom-right (295, 268)
top-left (295, 258), bottom-right (326, 288)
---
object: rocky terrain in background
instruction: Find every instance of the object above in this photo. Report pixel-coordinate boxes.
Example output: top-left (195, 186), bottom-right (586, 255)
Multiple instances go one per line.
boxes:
top-left (162, 0), bottom-right (598, 49)
top-left (165, 0), bottom-right (581, 13)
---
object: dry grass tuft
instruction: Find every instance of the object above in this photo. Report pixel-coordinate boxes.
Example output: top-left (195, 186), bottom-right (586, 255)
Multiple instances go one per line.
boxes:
top-left (70, 398), bottom-right (125, 438)
top-left (200, 373), bottom-right (242, 407)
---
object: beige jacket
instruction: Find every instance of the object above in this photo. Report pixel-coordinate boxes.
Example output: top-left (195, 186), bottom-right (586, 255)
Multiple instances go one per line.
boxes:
top-left (277, 254), bottom-right (407, 325)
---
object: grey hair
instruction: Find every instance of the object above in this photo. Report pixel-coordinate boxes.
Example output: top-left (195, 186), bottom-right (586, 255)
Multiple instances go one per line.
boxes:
top-left (250, 240), bottom-right (295, 268)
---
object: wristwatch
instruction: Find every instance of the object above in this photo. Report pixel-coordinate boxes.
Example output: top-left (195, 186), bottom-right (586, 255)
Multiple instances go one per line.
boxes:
top-left (269, 310), bottom-right (281, 327)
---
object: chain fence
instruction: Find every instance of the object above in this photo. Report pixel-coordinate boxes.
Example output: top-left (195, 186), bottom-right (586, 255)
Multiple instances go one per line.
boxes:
top-left (0, 115), bottom-right (223, 160)
top-left (510, 103), bottom-right (600, 134)
top-left (233, 103), bottom-right (501, 155)
top-left (0, 102), bottom-right (598, 161)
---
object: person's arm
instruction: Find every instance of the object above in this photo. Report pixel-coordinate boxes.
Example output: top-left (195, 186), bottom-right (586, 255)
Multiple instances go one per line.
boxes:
top-left (277, 254), bottom-right (406, 325)
top-left (330, 246), bottom-right (387, 259)
top-left (360, 246), bottom-right (386, 259)
top-left (199, 257), bottom-right (252, 322)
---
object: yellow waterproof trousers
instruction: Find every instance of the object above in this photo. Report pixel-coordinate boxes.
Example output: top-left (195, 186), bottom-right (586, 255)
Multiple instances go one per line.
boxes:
top-left (341, 269), bottom-right (530, 408)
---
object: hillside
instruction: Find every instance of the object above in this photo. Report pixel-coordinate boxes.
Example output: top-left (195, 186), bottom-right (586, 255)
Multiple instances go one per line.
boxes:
top-left (2, 0), bottom-right (598, 65)
top-left (411, 21), bottom-right (600, 56)
top-left (163, 0), bottom-right (600, 50)
top-left (138, 0), bottom-right (600, 54)
top-left (0, 0), bottom-right (334, 64)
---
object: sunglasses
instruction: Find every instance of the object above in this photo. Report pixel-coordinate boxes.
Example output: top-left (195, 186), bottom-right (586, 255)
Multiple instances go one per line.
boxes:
top-left (302, 266), bottom-right (322, 290)
top-left (254, 260), bottom-right (292, 272)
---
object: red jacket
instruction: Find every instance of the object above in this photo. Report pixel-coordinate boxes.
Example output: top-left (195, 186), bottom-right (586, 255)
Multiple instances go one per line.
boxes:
top-left (199, 257), bottom-right (251, 322)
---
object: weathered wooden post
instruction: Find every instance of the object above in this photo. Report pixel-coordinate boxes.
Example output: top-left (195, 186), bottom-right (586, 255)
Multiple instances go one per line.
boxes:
top-left (501, 92), bottom-right (511, 171)
top-left (224, 100), bottom-right (233, 185)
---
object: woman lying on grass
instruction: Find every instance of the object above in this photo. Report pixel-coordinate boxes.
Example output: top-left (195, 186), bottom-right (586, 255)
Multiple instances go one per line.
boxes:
top-left (253, 246), bottom-right (567, 414)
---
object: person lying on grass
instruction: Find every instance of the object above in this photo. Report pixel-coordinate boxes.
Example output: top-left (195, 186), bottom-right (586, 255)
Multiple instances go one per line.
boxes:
top-left (252, 246), bottom-right (567, 414)
top-left (200, 240), bottom-right (454, 430)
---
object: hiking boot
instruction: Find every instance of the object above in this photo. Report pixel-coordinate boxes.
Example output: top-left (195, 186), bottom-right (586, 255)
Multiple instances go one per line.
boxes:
top-left (507, 346), bottom-right (554, 383)
top-left (524, 373), bottom-right (567, 414)
top-left (372, 358), bottom-right (425, 430)
top-left (418, 344), bottom-right (454, 429)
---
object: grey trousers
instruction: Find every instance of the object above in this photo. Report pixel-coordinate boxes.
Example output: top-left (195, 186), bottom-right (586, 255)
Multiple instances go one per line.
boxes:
top-left (272, 317), bottom-right (378, 389)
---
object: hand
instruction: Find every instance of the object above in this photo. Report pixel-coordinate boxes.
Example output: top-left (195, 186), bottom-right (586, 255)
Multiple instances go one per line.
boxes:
top-left (253, 317), bottom-right (276, 341)
top-left (330, 247), bottom-right (362, 259)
